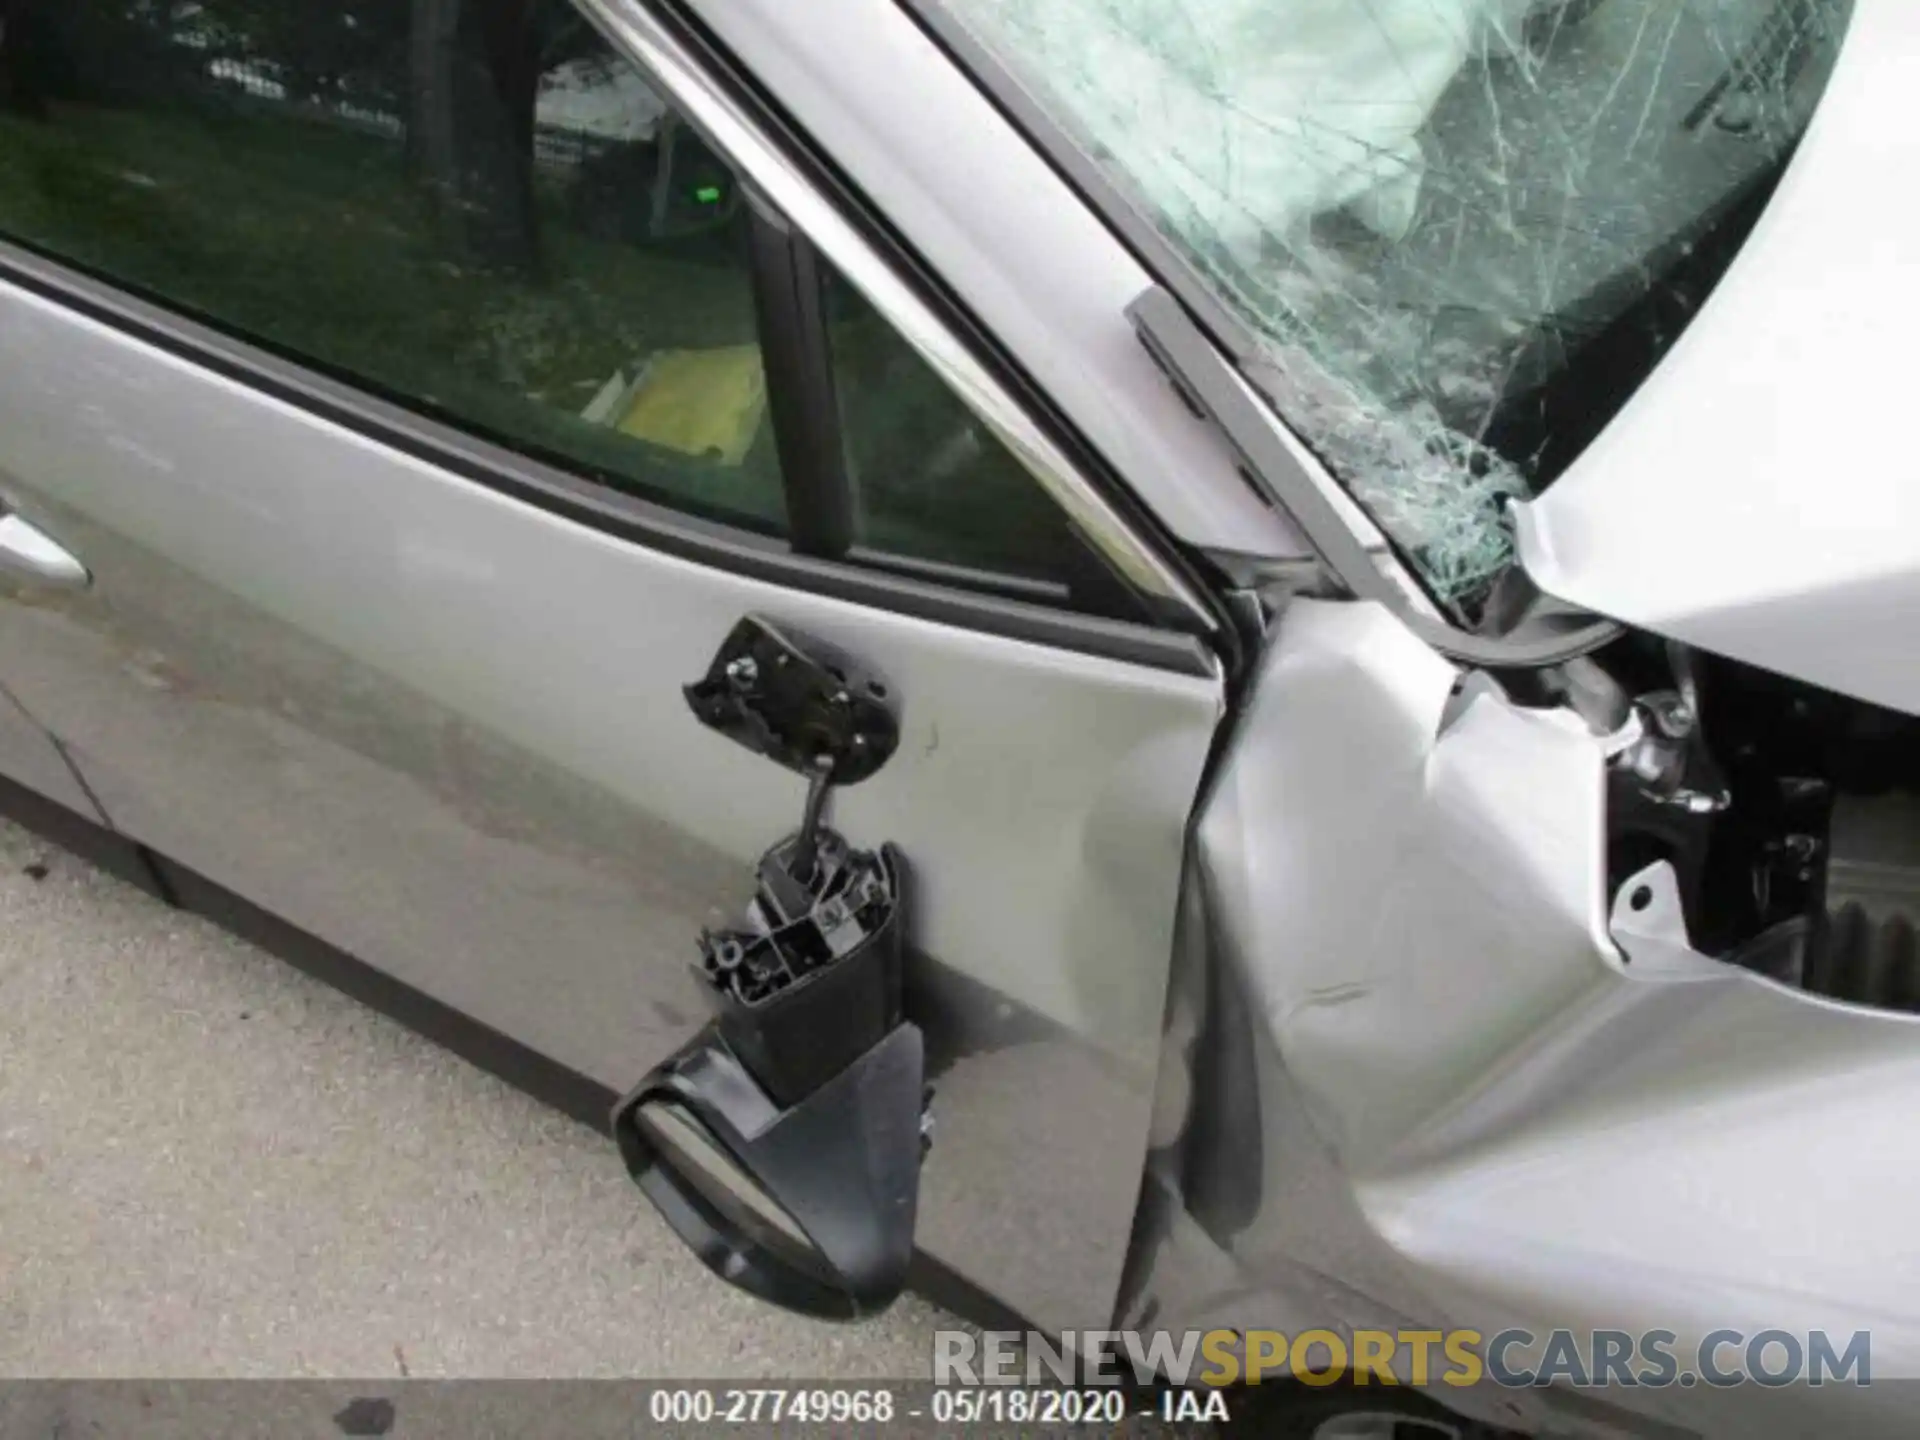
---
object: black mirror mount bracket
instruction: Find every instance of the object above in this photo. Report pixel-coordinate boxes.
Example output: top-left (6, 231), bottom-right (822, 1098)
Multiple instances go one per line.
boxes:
top-left (612, 615), bottom-right (928, 1319)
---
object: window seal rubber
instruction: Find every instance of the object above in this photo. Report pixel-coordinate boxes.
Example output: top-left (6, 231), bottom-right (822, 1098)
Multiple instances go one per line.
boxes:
top-left (744, 184), bottom-right (857, 562)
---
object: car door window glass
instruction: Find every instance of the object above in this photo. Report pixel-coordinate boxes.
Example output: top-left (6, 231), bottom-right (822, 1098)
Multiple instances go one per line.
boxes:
top-left (0, 0), bottom-right (785, 531)
top-left (0, 0), bottom-right (1139, 616)
top-left (823, 266), bottom-right (1102, 592)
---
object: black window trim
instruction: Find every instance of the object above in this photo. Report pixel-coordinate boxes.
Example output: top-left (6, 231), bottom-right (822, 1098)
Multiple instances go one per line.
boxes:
top-left (744, 184), bottom-right (856, 562)
top-left (0, 234), bottom-right (1214, 677)
top-left (895, 0), bottom-right (1476, 635)
top-left (890, 0), bottom-right (1437, 619)
top-left (744, 186), bottom-right (1151, 623)
top-left (626, 0), bottom-right (1240, 670)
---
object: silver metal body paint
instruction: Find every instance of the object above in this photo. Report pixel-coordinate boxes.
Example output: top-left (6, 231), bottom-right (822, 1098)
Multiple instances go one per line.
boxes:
top-left (0, 0), bottom-right (1909, 1429)
top-left (1137, 600), bottom-right (1920, 1434)
top-left (1516, 0), bottom-right (1918, 714)
top-left (0, 678), bottom-right (100, 823)
top-left (0, 270), bottom-right (1221, 1336)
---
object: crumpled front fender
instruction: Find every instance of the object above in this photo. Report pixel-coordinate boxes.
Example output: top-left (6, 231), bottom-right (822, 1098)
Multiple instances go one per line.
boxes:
top-left (1124, 599), bottom-right (1920, 1437)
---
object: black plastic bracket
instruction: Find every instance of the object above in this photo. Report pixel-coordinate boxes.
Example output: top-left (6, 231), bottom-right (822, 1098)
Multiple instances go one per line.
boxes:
top-left (612, 839), bottom-right (926, 1318)
top-left (705, 838), bottom-right (909, 1108)
top-left (684, 615), bottom-right (899, 787)
top-left (614, 619), bottom-right (925, 1317)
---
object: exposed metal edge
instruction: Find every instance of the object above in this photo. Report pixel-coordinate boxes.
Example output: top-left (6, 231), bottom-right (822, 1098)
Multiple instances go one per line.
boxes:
top-left (1130, 288), bottom-right (1622, 670)
top-left (576, 0), bottom-right (1218, 635)
top-left (0, 242), bottom-right (1214, 680)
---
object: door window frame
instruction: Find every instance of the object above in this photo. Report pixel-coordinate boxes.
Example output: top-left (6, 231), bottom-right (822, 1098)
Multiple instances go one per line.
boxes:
top-left (578, 0), bottom-right (1226, 656)
top-left (0, 0), bottom-right (1228, 677)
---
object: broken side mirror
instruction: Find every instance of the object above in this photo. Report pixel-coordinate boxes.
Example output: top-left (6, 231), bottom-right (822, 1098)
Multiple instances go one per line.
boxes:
top-left (612, 616), bottom-right (928, 1319)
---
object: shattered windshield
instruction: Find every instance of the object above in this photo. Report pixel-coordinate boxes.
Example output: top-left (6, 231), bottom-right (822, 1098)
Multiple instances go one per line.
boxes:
top-left (930, 0), bottom-right (1854, 609)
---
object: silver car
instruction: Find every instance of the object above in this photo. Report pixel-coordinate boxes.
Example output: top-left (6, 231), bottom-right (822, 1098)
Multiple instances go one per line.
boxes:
top-left (0, 0), bottom-right (1898, 1431)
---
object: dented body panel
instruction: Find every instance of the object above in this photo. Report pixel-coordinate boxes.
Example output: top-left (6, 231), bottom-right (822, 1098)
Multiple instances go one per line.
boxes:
top-left (1132, 600), bottom-right (1920, 1433)
top-left (1516, 0), bottom-right (1920, 715)
top-left (0, 0), bottom-right (1906, 1427)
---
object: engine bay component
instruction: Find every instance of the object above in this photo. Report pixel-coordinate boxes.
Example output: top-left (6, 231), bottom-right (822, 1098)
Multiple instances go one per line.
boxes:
top-left (1800, 792), bottom-right (1920, 1011)
top-left (1539, 628), bottom-right (1920, 1017)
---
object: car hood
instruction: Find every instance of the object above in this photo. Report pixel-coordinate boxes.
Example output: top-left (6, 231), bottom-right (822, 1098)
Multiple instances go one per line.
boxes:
top-left (1511, 0), bottom-right (1920, 717)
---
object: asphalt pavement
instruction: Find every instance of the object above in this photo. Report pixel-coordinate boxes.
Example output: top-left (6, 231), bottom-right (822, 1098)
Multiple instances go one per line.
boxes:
top-left (0, 812), bottom-right (962, 1381)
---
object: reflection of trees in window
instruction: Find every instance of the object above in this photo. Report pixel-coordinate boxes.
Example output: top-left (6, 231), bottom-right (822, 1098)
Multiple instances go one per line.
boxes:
top-left (0, 0), bottom-right (607, 275)
top-left (0, 0), bottom-right (54, 119)
top-left (404, 0), bottom-right (601, 271)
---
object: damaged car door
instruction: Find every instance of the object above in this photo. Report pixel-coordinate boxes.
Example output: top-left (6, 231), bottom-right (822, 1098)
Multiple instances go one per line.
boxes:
top-left (0, 0), bottom-right (1225, 1329)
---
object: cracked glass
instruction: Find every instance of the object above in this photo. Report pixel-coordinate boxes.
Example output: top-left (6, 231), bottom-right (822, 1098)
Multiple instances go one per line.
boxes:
top-left (934, 0), bottom-right (1855, 610)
